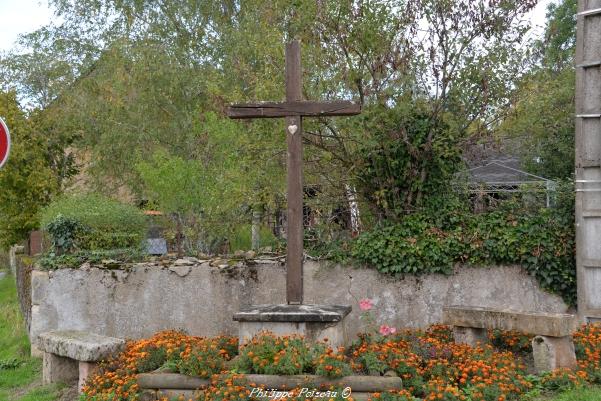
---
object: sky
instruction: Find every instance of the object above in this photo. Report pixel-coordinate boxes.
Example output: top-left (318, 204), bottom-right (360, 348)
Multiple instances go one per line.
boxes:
top-left (0, 0), bottom-right (54, 51)
top-left (0, 0), bottom-right (556, 52)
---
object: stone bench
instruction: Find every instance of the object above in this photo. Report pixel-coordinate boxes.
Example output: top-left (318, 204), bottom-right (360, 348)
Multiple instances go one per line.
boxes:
top-left (442, 306), bottom-right (578, 373)
top-left (37, 330), bottom-right (125, 392)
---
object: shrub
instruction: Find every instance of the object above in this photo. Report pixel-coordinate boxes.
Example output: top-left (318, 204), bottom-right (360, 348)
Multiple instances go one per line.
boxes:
top-left (44, 214), bottom-right (82, 254)
top-left (488, 330), bottom-right (533, 354)
top-left (234, 333), bottom-right (313, 375)
top-left (313, 349), bottom-right (353, 378)
top-left (41, 193), bottom-right (147, 252)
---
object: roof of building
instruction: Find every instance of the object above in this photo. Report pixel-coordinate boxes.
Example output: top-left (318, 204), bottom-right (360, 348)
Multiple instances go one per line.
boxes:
top-left (462, 161), bottom-right (552, 185)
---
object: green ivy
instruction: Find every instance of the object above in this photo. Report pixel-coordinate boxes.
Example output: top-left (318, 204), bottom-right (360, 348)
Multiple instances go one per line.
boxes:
top-left (349, 192), bottom-right (576, 305)
top-left (45, 214), bottom-right (83, 255)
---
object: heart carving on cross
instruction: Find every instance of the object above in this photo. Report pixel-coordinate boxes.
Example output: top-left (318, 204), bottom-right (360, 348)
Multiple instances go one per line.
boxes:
top-left (287, 125), bottom-right (298, 135)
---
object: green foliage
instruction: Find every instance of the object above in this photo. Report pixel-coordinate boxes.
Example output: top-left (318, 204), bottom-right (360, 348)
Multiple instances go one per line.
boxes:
top-left (136, 151), bottom-right (206, 218)
top-left (539, 0), bottom-right (577, 70)
top-left (235, 334), bottom-right (352, 377)
top-left (353, 350), bottom-right (388, 375)
top-left (135, 345), bottom-right (167, 373)
top-left (0, 91), bottom-right (66, 249)
top-left (499, 68), bottom-right (574, 180)
top-left (41, 193), bottom-right (147, 252)
top-left (44, 215), bottom-right (82, 255)
top-left (541, 371), bottom-right (585, 393)
top-left (0, 358), bottom-right (22, 370)
top-left (234, 335), bottom-right (314, 375)
top-left (313, 353), bottom-right (353, 378)
top-left (228, 224), bottom-right (279, 252)
top-left (488, 330), bottom-right (533, 354)
top-left (0, 274), bottom-right (63, 401)
top-left (41, 193), bottom-right (146, 233)
top-left (499, 0), bottom-right (577, 180)
top-left (134, 113), bottom-right (283, 255)
top-left (2, 0), bottom-right (537, 243)
top-left (350, 188), bottom-right (576, 305)
top-left (542, 386), bottom-right (601, 401)
top-left (176, 346), bottom-right (227, 378)
top-left (356, 102), bottom-right (464, 219)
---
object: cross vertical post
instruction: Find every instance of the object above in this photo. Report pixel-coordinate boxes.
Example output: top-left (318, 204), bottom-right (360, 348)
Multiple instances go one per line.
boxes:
top-left (285, 40), bottom-right (304, 304)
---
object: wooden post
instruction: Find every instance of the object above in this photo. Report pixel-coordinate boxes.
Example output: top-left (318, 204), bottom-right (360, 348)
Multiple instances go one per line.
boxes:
top-left (285, 40), bottom-right (303, 304)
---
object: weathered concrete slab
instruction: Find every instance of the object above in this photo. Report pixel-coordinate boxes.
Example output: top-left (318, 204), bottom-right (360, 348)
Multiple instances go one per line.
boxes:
top-left (30, 263), bottom-right (570, 344)
top-left (234, 304), bottom-right (351, 322)
top-left (138, 373), bottom-right (209, 390)
top-left (37, 330), bottom-right (125, 362)
top-left (443, 306), bottom-right (577, 337)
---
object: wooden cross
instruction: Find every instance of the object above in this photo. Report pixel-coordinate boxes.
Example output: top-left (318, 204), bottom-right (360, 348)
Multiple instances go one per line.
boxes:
top-left (226, 40), bottom-right (361, 304)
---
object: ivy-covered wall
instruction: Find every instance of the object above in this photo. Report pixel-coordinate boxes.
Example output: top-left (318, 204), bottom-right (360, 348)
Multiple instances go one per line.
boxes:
top-left (322, 195), bottom-right (576, 306)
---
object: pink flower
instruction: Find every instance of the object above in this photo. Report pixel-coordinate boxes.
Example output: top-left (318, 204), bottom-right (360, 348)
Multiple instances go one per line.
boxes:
top-left (359, 298), bottom-right (373, 311)
top-left (379, 325), bottom-right (397, 336)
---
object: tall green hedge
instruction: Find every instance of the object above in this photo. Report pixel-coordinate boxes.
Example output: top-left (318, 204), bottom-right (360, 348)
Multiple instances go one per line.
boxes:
top-left (41, 193), bottom-right (147, 253)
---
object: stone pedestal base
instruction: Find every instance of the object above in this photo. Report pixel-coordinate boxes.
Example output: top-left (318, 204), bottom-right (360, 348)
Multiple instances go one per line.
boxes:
top-left (234, 304), bottom-right (351, 349)
top-left (42, 352), bottom-right (78, 384)
top-left (452, 326), bottom-right (488, 347)
top-left (532, 335), bottom-right (578, 373)
top-left (79, 361), bottom-right (98, 393)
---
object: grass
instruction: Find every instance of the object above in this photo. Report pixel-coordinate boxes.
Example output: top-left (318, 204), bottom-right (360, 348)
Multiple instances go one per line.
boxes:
top-left (0, 270), bottom-right (65, 401)
top-left (540, 386), bottom-right (601, 400)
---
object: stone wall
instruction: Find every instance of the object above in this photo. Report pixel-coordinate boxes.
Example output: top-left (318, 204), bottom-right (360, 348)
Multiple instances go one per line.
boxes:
top-left (30, 260), bottom-right (570, 350)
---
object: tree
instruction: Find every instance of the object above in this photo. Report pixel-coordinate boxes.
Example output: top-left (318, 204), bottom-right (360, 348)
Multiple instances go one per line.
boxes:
top-left (0, 91), bottom-right (63, 248)
top-left (1, 0), bottom-right (540, 241)
top-left (499, 0), bottom-right (577, 180)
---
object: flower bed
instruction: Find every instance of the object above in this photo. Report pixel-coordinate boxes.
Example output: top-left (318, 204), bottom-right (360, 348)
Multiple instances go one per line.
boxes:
top-left (81, 325), bottom-right (601, 401)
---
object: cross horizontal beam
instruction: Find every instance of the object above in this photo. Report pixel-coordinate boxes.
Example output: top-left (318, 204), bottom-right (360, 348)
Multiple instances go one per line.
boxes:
top-left (227, 100), bottom-right (361, 119)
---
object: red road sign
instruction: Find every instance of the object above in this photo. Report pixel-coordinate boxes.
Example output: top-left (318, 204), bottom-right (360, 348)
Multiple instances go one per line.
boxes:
top-left (0, 117), bottom-right (10, 168)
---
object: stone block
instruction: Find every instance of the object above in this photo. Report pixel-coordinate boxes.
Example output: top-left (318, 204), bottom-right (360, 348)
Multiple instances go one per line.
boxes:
top-left (452, 326), bottom-right (488, 347)
top-left (42, 352), bottom-right (78, 384)
top-left (532, 335), bottom-right (578, 373)
top-left (239, 320), bottom-right (349, 349)
top-left (31, 270), bottom-right (49, 305)
top-left (38, 330), bottom-right (125, 362)
top-left (234, 304), bottom-right (351, 348)
top-left (443, 306), bottom-right (577, 337)
top-left (157, 389), bottom-right (200, 400)
top-left (78, 361), bottom-right (98, 393)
